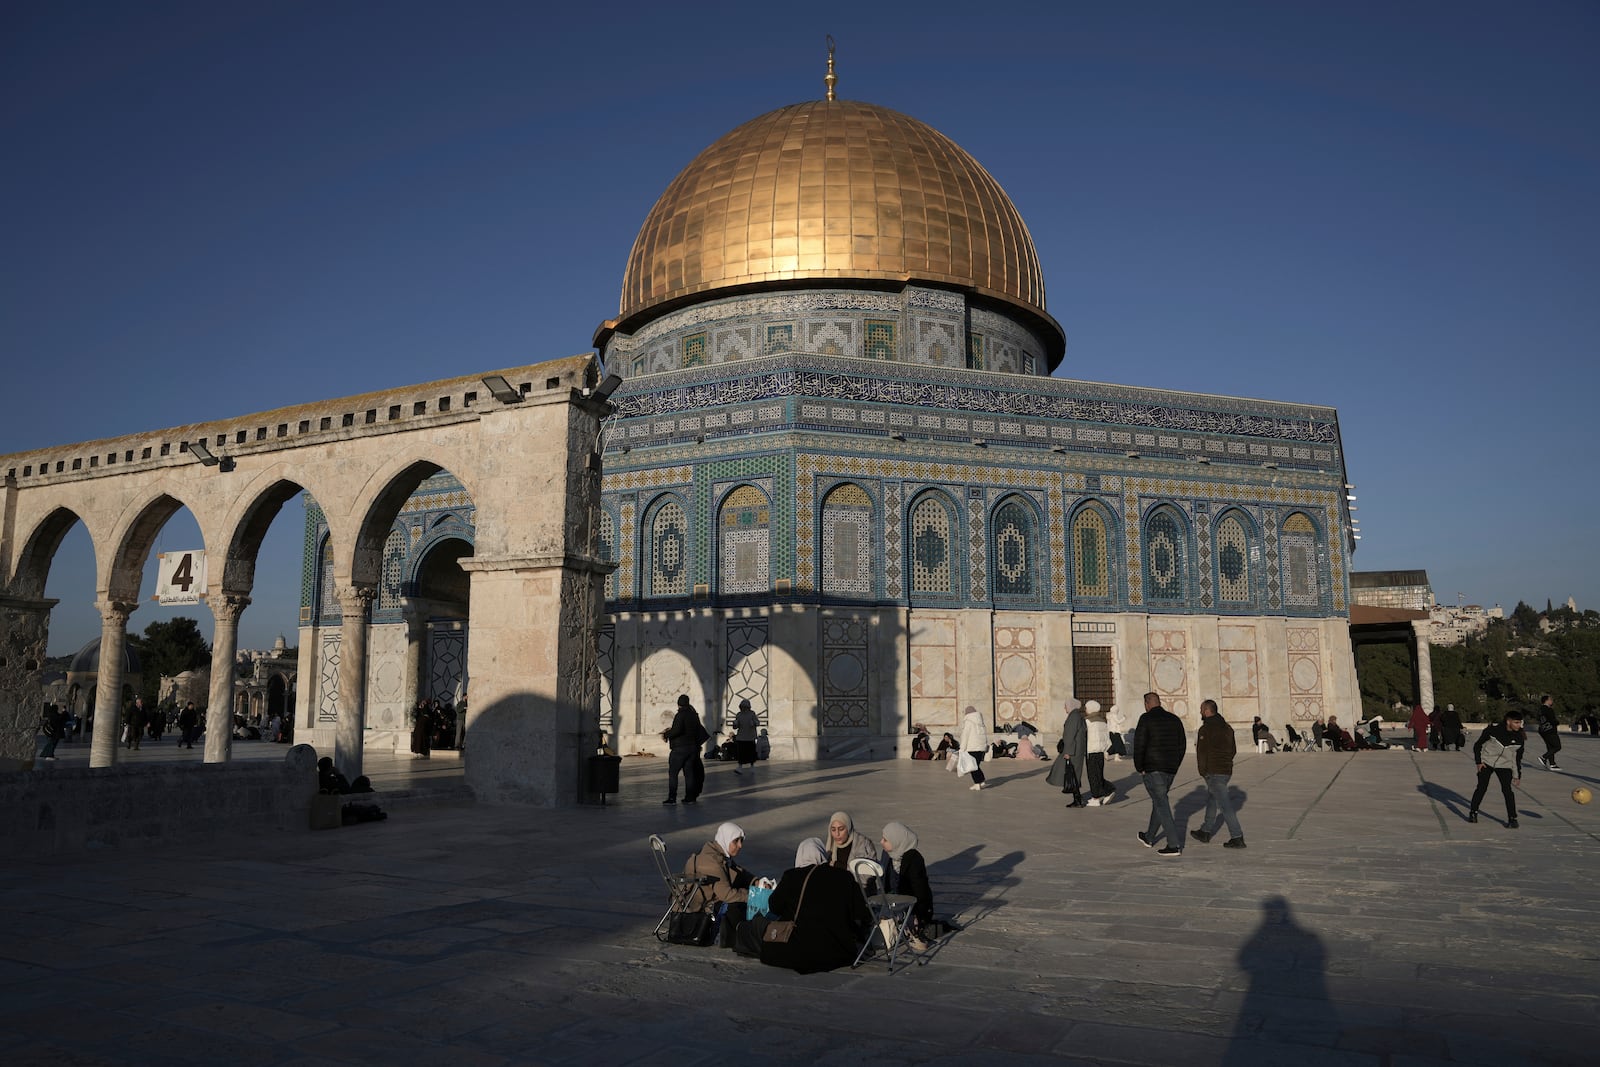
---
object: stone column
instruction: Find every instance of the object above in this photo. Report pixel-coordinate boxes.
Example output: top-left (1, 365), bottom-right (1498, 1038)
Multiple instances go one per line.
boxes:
top-left (88, 599), bottom-right (138, 768)
top-left (0, 593), bottom-right (58, 770)
top-left (334, 584), bottom-right (376, 779)
top-left (399, 598), bottom-right (428, 712)
top-left (204, 594), bottom-right (250, 763)
top-left (1411, 619), bottom-right (1435, 713)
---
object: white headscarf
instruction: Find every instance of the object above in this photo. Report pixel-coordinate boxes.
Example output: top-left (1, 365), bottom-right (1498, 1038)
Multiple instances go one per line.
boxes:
top-left (714, 821), bottom-right (745, 855)
top-left (825, 811), bottom-right (855, 862)
top-left (880, 821), bottom-right (918, 872)
top-left (794, 836), bottom-right (827, 867)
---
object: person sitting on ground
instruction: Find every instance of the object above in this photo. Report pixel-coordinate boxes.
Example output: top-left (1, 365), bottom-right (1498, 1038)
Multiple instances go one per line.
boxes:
top-left (1250, 716), bottom-right (1279, 753)
top-left (317, 757), bottom-right (352, 795)
top-left (934, 732), bottom-right (959, 760)
top-left (686, 821), bottom-right (754, 945)
top-left (825, 811), bottom-right (881, 888)
top-left (1440, 704), bottom-right (1466, 750)
top-left (879, 821), bottom-right (934, 951)
top-left (910, 727), bottom-right (934, 760)
top-left (743, 838), bottom-right (871, 973)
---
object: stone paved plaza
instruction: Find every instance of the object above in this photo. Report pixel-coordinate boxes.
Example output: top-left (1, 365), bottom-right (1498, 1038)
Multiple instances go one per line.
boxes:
top-left (4, 735), bottom-right (1597, 1065)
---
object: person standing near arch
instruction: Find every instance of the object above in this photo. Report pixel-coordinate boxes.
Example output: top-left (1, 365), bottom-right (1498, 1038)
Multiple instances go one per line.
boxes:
top-left (662, 695), bottom-right (707, 804)
top-left (732, 699), bottom-right (760, 775)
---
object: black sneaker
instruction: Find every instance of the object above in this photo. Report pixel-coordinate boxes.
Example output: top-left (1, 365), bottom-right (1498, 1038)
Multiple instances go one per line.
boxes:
top-left (1466, 810), bottom-right (1477, 823)
top-left (1136, 831), bottom-right (1154, 848)
top-left (1507, 818), bottom-right (1518, 829)
top-left (1538, 754), bottom-right (1551, 769)
top-left (1156, 846), bottom-right (1182, 858)
top-left (662, 799), bottom-right (677, 805)
top-left (683, 798), bottom-right (698, 804)
top-left (1223, 837), bottom-right (1247, 849)
top-left (1190, 829), bottom-right (1212, 845)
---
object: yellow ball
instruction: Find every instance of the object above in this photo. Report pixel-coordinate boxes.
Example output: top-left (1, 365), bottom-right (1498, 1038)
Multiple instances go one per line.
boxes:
top-left (1575, 787), bottom-right (1593, 805)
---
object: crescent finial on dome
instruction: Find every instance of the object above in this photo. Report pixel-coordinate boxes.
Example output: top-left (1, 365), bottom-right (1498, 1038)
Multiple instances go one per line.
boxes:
top-left (825, 35), bottom-right (837, 101)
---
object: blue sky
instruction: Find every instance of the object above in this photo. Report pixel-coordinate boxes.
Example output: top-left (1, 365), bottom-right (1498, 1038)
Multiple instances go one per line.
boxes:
top-left (4, 1), bottom-right (1596, 656)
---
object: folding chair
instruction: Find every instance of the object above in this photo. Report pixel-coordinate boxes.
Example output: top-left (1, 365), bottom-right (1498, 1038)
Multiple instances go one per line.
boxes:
top-left (1285, 723), bottom-right (1317, 752)
top-left (650, 834), bottom-right (713, 941)
top-left (849, 858), bottom-right (921, 971)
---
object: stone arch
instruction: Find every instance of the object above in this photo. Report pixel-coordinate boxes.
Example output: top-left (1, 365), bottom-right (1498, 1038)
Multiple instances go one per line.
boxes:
top-left (216, 472), bottom-right (322, 596)
top-left (413, 535), bottom-right (474, 617)
top-left (1142, 503), bottom-right (1191, 607)
top-left (907, 488), bottom-right (960, 600)
top-left (101, 488), bottom-right (206, 603)
top-left (715, 483), bottom-right (771, 596)
top-left (819, 481), bottom-right (875, 599)
top-left (339, 449), bottom-right (484, 588)
top-left (9, 505), bottom-right (91, 598)
top-left (1068, 498), bottom-right (1118, 603)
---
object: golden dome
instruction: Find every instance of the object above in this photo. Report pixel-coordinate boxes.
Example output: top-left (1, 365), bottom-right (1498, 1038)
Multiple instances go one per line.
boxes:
top-left (606, 99), bottom-right (1061, 358)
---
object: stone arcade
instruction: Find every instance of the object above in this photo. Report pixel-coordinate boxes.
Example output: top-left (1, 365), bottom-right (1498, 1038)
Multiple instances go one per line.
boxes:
top-left (1, 358), bottom-right (609, 804)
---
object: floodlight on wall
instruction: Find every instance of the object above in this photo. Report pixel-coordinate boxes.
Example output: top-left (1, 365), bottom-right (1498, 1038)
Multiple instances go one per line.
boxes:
top-left (1124, 450), bottom-right (1140, 459)
top-left (972, 438), bottom-right (987, 447)
top-left (482, 375), bottom-right (523, 404)
top-left (586, 373), bottom-right (623, 402)
top-left (1050, 445), bottom-right (1067, 454)
top-left (189, 441), bottom-right (219, 466)
top-left (1263, 461), bottom-right (1279, 469)
top-left (1192, 455), bottom-right (1209, 464)
top-left (889, 431), bottom-right (906, 441)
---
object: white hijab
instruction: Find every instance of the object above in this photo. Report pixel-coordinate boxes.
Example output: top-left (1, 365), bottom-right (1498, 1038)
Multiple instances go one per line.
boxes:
top-left (714, 821), bottom-right (745, 855)
top-left (794, 837), bottom-right (827, 867)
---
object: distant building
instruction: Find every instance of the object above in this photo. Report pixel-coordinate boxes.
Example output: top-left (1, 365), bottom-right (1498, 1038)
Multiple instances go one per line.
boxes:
top-left (1428, 603), bottom-right (1495, 646)
top-left (1350, 570), bottom-right (1434, 613)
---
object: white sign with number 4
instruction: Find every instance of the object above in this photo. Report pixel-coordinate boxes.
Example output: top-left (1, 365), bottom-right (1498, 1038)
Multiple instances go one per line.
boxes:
top-left (156, 550), bottom-right (207, 605)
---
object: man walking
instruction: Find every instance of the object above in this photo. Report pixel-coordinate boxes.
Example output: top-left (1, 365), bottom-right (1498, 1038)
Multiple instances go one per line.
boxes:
top-left (1191, 699), bottom-right (1246, 849)
top-left (1134, 691), bottom-right (1186, 857)
top-left (661, 695), bottom-right (707, 805)
top-left (177, 701), bottom-right (200, 749)
top-left (124, 697), bottom-right (147, 751)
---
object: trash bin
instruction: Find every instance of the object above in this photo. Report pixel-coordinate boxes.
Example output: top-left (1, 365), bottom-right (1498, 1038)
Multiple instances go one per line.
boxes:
top-left (588, 754), bottom-right (622, 804)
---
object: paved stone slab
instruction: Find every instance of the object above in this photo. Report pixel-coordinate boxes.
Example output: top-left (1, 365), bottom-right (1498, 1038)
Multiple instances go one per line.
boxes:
top-left (2, 737), bottom-right (1597, 1064)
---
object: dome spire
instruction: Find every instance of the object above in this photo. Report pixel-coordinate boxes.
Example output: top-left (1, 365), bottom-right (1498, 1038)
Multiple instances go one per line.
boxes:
top-left (824, 35), bottom-right (837, 101)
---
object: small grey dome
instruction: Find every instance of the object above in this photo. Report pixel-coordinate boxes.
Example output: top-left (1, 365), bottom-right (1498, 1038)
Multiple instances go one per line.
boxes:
top-left (68, 636), bottom-right (141, 675)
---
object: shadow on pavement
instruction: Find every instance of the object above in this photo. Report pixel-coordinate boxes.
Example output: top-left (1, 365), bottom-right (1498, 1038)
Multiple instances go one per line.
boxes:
top-left (1224, 894), bottom-right (1331, 1065)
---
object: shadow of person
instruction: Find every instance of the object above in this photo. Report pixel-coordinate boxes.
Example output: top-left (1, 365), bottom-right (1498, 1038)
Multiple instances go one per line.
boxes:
top-left (1225, 895), bottom-right (1333, 1064)
top-left (1417, 780), bottom-right (1470, 819)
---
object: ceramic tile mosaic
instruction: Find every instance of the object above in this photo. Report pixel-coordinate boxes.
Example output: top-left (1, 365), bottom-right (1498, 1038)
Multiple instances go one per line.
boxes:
top-left (910, 493), bottom-right (956, 597)
top-left (1217, 512), bottom-right (1251, 603)
top-left (1145, 509), bottom-right (1185, 603)
top-left (648, 497), bottom-right (689, 597)
top-left (1073, 506), bottom-right (1111, 599)
top-left (724, 618), bottom-right (769, 726)
top-left (820, 613), bottom-right (870, 728)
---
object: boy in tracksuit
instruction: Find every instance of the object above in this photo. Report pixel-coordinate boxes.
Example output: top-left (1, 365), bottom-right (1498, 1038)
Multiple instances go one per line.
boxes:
top-left (1468, 710), bottom-right (1526, 828)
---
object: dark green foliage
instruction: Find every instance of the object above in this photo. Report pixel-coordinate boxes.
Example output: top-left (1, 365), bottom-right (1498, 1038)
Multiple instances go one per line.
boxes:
top-left (131, 617), bottom-right (211, 705)
top-left (1429, 617), bottom-right (1600, 721)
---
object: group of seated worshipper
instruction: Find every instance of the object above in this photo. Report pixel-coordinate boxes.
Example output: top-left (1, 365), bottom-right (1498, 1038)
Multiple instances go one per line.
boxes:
top-left (672, 812), bottom-right (938, 973)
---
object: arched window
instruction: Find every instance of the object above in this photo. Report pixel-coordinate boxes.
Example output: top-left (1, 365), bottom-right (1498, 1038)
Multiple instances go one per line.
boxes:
top-left (1144, 507), bottom-right (1187, 604)
top-left (317, 534), bottom-right (339, 622)
top-left (1281, 512), bottom-right (1320, 608)
top-left (821, 483), bottom-right (874, 597)
top-left (909, 492), bottom-right (956, 597)
top-left (1072, 505), bottom-right (1111, 599)
top-left (718, 485), bottom-right (770, 595)
top-left (378, 527), bottom-right (407, 612)
top-left (991, 497), bottom-right (1037, 598)
top-left (1215, 512), bottom-right (1252, 604)
top-left (648, 497), bottom-right (689, 598)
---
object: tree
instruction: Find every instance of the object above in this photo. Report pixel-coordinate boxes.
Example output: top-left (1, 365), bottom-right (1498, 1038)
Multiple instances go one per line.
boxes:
top-left (132, 617), bottom-right (211, 704)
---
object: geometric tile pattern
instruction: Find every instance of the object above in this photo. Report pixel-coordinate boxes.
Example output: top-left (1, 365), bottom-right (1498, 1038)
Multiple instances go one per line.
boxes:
top-left (910, 493), bottom-right (955, 597)
top-left (1216, 512), bottom-right (1251, 604)
top-left (317, 631), bottom-right (341, 723)
top-left (598, 625), bottom-right (615, 733)
top-left (649, 497), bottom-right (689, 597)
top-left (991, 498), bottom-right (1033, 597)
top-left (992, 624), bottom-right (1039, 728)
top-left (1144, 508), bottom-right (1185, 603)
top-left (821, 483), bottom-right (874, 597)
top-left (425, 624), bottom-right (467, 705)
top-left (1218, 623), bottom-right (1259, 698)
top-left (1286, 625), bottom-right (1324, 722)
top-left (1281, 512), bottom-right (1319, 609)
top-left (883, 482), bottom-right (903, 598)
top-left (967, 490), bottom-right (987, 602)
top-left (908, 614), bottom-right (958, 729)
top-left (820, 613), bottom-right (869, 729)
top-left (1147, 627), bottom-right (1190, 718)
top-left (724, 617), bottom-right (769, 727)
top-left (619, 499), bottom-right (636, 600)
top-left (718, 484), bottom-right (770, 595)
top-left (1072, 505), bottom-right (1111, 599)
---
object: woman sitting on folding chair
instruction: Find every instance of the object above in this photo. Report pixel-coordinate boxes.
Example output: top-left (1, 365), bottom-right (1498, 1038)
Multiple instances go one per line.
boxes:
top-left (878, 821), bottom-right (934, 951)
top-left (685, 822), bottom-right (754, 946)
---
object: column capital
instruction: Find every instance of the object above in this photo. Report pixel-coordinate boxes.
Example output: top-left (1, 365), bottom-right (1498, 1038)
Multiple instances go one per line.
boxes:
top-left (94, 599), bottom-right (140, 625)
top-left (209, 593), bottom-right (252, 624)
top-left (336, 584), bottom-right (377, 620)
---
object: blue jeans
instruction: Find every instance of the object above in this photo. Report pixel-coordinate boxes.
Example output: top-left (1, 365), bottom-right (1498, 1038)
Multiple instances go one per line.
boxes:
top-left (1142, 771), bottom-right (1179, 846)
top-left (1201, 773), bottom-right (1242, 839)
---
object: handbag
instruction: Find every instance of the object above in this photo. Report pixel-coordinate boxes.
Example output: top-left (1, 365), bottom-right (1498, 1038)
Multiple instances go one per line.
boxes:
top-left (667, 909), bottom-right (715, 946)
top-left (762, 867), bottom-right (817, 944)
